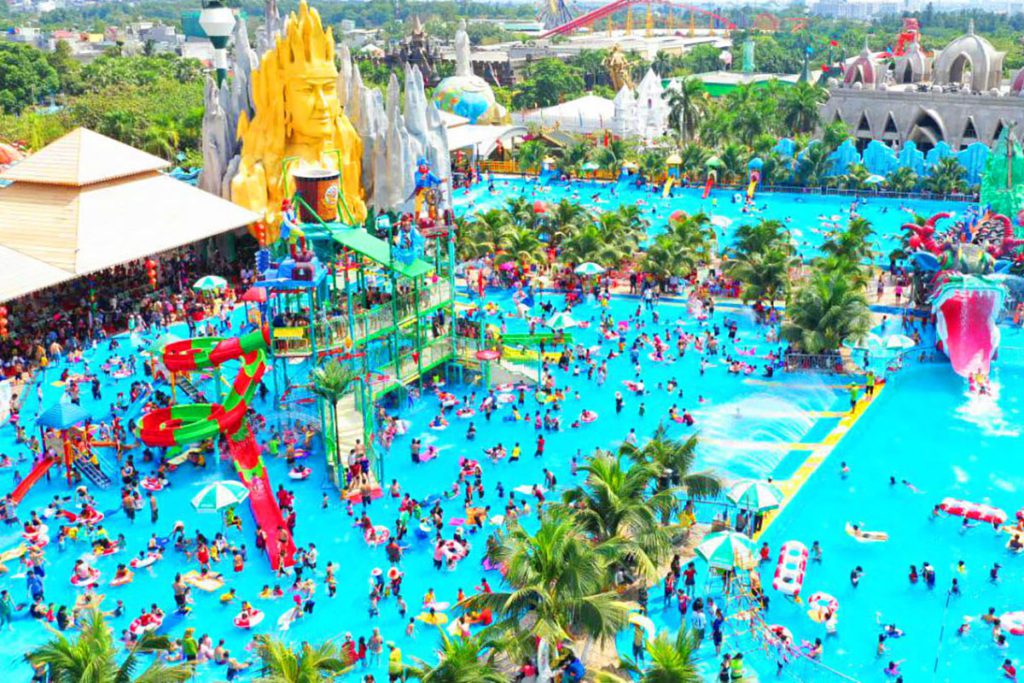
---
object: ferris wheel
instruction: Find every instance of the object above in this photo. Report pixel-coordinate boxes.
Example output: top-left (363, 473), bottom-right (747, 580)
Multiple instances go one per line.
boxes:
top-left (537, 0), bottom-right (577, 31)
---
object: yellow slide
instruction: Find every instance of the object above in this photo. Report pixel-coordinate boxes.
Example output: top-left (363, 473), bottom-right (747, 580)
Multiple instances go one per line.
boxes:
top-left (662, 178), bottom-right (674, 197)
top-left (746, 179), bottom-right (758, 200)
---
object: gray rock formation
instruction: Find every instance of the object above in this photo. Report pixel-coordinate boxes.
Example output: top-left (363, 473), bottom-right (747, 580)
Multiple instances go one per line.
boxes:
top-left (198, 0), bottom-right (451, 218)
top-left (198, 16), bottom-right (257, 199)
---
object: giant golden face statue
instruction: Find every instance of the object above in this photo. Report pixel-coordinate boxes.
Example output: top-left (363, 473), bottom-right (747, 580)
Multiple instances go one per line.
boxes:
top-left (232, 1), bottom-right (367, 241)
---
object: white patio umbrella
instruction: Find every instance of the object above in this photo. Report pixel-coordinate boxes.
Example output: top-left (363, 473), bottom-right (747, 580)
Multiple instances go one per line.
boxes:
top-left (726, 480), bottom-right (784, 511)
top-left (191, 480), bottom-right (250, 512)
top-left (884, 334), bottom-right (916, 350)
top-left (574, 262), bottom-right (606, 276)
top-left (192, 275), bottom-right (228, 292)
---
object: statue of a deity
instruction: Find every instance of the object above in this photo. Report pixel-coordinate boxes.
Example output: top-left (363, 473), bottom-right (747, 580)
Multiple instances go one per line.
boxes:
top-left (604, 45), bottom-right (633, 92)
top-left (232, 1), bottom-right (367, 242)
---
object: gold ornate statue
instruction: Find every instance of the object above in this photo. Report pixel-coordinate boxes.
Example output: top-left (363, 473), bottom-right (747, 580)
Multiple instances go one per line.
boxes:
top-left (232, 1), bottom-right (366, 241)
top-left (604, 45), bottom-right (634, 92)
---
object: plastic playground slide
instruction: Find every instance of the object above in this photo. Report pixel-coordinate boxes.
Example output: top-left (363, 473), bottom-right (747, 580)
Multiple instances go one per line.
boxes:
top-left (11, 458), bottom-right (56, 504)
top-left (747, 178), bottom-right (758, 201)
top-left (538, 169), bottom-right (558, 185)
top-left (136, 327), bottom-right (296, 569)
top-left (662, 178), bottom-right (674, 198)
top-left (702, 176), bottom-right (715, 199)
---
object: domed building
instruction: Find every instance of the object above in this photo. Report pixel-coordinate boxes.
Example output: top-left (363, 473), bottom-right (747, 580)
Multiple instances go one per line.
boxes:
top-left (433, 20), bottom-right (507, 125)
top-left (821, 22), bottom-right (1023, 152)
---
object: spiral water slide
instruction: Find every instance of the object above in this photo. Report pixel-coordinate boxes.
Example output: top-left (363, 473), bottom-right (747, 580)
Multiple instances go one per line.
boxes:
top-left (136, 327), bottom-right (295, 569)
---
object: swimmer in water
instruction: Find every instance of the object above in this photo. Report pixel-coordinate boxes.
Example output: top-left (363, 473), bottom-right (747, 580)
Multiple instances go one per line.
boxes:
top-left (840, 461), bottom-right (849, 479)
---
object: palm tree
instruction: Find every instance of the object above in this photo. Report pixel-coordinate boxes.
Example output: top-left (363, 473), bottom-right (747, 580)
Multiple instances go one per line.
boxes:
top-left (590, 138), bottom-right (630, 174)
top-left (464, 510), bottom-right (630, 682)
top-left (651, 50), bottom-right (674, 77)
top-left (820, 216), bottom-right (875, 264)
top-left (841, 162), bottom-right (871, 191)
top-left (718, 142), bottom-right (749, 184)
top-left (26, 609), bottom-right (193, 683)
top-left (780, 82), bottom-right (827, 134)
top-left (560, 451), bottom-right (672, 579)
top-left (821, 120), bottom-right (851, 152)
top-left (924, 156), bottom-right (967, 195)
top-left (141, 114), bottom-right (181, 160)
top-left (885, 166), bottom-right (918, 192)
top-left (310, 360), bottom-right (360, 470)
top-left (253, 634), bottom-right (352, 682)
top-left (558, 141), bottom-right (590, 178)
top-left (678, 143), bottom-right (710, 179)
top-left (547, 200), bottom-right (592, 245)
top-left (496, 226), bottom-right (545, 267)
top-left (638, 629), bottom-right (702, 683)
top-left (460, 209), bottom-right (513, 260)
top-left (726, 245), bottom-right (799, 306)
top-left (795, 143), bottom-right (831, 188)
top-left (732, 219), bottom-right (790, 256)
top-left (406, 632), bottom-right (505, 683)
top-left (619, 425), bottom-right (721, 524)
top-left (515, 139), bottom-right (546, 173)
top-left (638, 149), bottom-right (668, 185)
top-left (782, 267), bottom-right (872, 353)
top-left (561, 223), bottom-right (628, 267)
top-left (662, 77), bottom-right (707, 142)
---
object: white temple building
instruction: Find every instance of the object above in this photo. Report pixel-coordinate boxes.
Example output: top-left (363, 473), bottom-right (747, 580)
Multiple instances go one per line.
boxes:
top-left (612, 69), bottom-right (670, 143)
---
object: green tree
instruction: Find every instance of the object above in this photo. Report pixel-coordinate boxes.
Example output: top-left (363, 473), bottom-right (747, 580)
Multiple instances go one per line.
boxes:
top-left (459, 208), bottom-right (512, 260)
top-left (619, 426), bottom-right (721, 524)
top-left (779, 82), bottom-right (827, 134)
top-left (511, 58), bottom-right (584, 109)
top-left (662, 77), bottom-right (708, 143)
top-left (782, 268), bottom-right (872, 353)
top-left (252, 634), bottom-right (352, 682)
top-left (637, 629), bottom-right (702, 683)
top-left (679, 44), bottom-right (722, 73)
top-left (726, 245), bottom-right (799, 306)
top-left (465, 510), bottom-right (629, 682)
top-left (46, 40), bottom-right (83, 96)
top-left (885, 166), bottom-right (919, 192)
top-left (406, 632), bottom-right (505, 683)
top-left (925, 156), bottom-right (967, 194)
top-left (0, 43), bottom-right (59, 114)
top-left (26, 609), bottom-right (192, 683)
top-left (560, 451), bottom-right (673, 579)
top-left (310, 360), bottom-right (360, 470)
top-left (496, 226), bottom-right (545, 267)
top-left (514, 139), bottom-right (546, 173)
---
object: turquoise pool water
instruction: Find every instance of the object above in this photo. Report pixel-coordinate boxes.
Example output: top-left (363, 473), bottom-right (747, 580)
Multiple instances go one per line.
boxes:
top-left (453, 176), bottom-right (966, 263)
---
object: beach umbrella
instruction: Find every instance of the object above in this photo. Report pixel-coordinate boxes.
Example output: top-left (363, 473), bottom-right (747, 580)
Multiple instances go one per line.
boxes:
top-left (192, 275), bottom-right (228, 292)
top-left (240, 286), bottom-right (267, 303)
top-left (574, 262), bottom-right (606, 276)
top-left (710, 215), bottom-right (733, 228)
top-left (705, 156), bottom-right (724, 169)
top-left (865, 174), bottom-right (886, 184)
top-left (628, 612), bottom-right (656, 639)
top-left (582, 161), bottom-right (599, 171)
top-left (191, 480), bottom-right (250, 512)
top-left (849, 333), bottom-right (883, 350)
top-left (37, 403), bottom-right (91, 430)
top-left (726, 480), bottom-right (784, 511)
top-left (546, 311), bottom-right (578, 330)
top-left (695, 531), bottom-right (757, 570)
top-left (884, 334), bottom-right (916, 350)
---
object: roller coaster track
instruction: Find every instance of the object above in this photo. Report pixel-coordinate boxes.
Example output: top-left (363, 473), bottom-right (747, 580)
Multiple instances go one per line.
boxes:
top-left (541, 0), bottom-right (736, 37)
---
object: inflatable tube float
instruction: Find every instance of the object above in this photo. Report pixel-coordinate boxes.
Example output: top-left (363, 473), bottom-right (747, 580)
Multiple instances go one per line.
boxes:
top-left (110, 571), bottom-right (134, 587)
top-left (437, 393), bottom-right (458, 408)
top-left (129, 614), bottom-right (163, 636)
top-left (806, 592), bottom-right (839, 622)
top-left (415, 522), bottom-right (433, 539)
top-left (579, 410), bottom-right (598, 423)
top-left (938, 498), bottom-right (1007, 525)
top-left (79, 510), bottom-right (104, 525)
top-left (93, 542), bottom-right (120, 558)
top-left (429, 419), bottom-right (449, 431)
top-left (419, 446), bottom-right (439, 463)
top-left (442, 541), bottom-right (469, 563)
top-left (767, 624), bottom-right (793, 644)
top-left (460, 459), bottom-right (481, 477)
top-left (182, 571), bottom-right (224, 592)
top-left (365, 526), bottom-right (390, 546)
top-left (234, 609), bottom-right (265, 629)
top-left (70, 568), bottom-right (101, 587)
top-left (772, 541), bottom-right (808, 597)
top-left (22, 524), bottom-right (49, 544)
top-left (495, 383), bottom-right (515, 393)
top-left (140, 477), bottom-right (164, 492)
top-left (455, 407), bottom-right (476, 419)
top-left (845, 522), bottom-right (889, 542)
top-left (497, 393), bottom-right (516, 404)
top-left (343, 485), bottom-right (384, 502)
top-left (288, 467), bottom-right (312, 480)
top-left (130, 554), bottom-right (160, 569)
top-left (999, 611), bottom-right (1024, 636)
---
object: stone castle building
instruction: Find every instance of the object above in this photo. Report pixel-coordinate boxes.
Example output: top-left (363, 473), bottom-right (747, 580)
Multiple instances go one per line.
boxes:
top-left (822, 22), bottom-right (1024, 151)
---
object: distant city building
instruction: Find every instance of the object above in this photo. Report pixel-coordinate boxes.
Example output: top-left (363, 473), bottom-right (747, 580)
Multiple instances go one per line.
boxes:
top-left (812, 0), bottom-right (903, 19)
top-left (822, 23), bottom-right (1024, 151)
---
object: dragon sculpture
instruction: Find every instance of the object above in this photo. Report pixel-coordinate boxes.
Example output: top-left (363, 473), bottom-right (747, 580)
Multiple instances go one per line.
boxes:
top-left (903, 209), bottom-right (1024, 380)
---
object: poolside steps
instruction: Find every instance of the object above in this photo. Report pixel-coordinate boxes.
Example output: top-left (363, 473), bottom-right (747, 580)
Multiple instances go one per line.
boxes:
top-left (75, 459), bottom-right (112, 488)
top-left (176, 376), bottom-right (207, 402)
top-left (492, 358), bottom-right (537, 386)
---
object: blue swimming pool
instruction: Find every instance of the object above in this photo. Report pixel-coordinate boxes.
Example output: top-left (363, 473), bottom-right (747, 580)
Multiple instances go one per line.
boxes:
top-left (453, 176), bottom-right (966, 264)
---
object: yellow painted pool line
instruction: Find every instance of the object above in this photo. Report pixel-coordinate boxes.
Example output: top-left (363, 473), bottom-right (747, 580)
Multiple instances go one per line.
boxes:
top-left (754, 383), bottom-right (885, 540)
top-left (702, 438), bottom-right (822, 452)
top-left (744, 378), bottom-right (861, 390)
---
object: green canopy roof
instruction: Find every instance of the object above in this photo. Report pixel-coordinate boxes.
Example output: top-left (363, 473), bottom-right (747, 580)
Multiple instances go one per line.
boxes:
top-left (331, 228), bottom-right (434, 279)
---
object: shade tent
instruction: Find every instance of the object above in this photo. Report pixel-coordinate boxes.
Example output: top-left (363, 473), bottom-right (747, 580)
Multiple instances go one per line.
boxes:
top-left (0, 128), bottom-right (260, 303)
top-left (36, 402), bottom-right (91, 430)
top-left (513, 95), bottom-right (615, 134)
top-left (446, 124), bottom-right (527, 158)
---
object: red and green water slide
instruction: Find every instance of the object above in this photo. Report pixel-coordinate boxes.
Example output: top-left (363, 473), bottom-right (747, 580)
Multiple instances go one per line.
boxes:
top-left (136, 326), bottom-right (296, 569)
